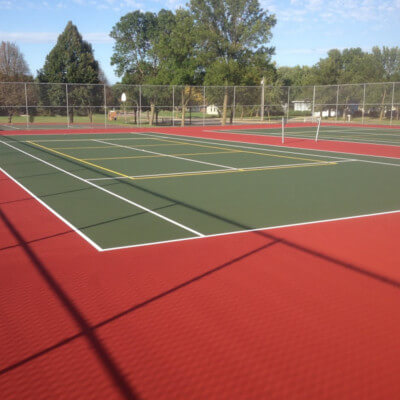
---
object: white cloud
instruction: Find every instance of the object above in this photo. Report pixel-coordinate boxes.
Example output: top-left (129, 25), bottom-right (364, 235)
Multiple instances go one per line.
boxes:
top-left (262, 0), bottom-right (400, 23)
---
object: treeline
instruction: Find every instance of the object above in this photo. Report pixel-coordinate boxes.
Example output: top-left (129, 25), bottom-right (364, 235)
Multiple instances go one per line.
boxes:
top-left (276, 47), bottom-right (400, 86)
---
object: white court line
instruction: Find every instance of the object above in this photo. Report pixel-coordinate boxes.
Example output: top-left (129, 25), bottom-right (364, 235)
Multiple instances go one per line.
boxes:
top-left (0, 140), bottom-right (204, 241)
top-left (207, 128), bottom-right (400, 147)
top-left (86, 160), bottom-right (349, 182)
top-left (208, 128), bottom-right (400, 146)
top-left (101, 208), bottom-right (400, 252)
top-left (0, 167), bottom-right (102, 251)
top-left (93, 139), bottom-right (237, 170)
top-left (233, 127), bottom-right (400, 137)
top-left (133, 132), bottom-right (346, 160)
top-left (1, 124), bottom-right (20, 130)
top-left (87, 168), bottom-right (231, 181)
top-left (355, 159), bottom-right (400, 167)
top-left (23, 136), bottom-right (159, 143)
top-left (143, 132), bottom-right (400, 166)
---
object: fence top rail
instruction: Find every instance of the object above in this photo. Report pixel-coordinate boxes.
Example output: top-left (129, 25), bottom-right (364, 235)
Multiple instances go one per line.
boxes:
top-left (2, 81), bottom-right (400, 88)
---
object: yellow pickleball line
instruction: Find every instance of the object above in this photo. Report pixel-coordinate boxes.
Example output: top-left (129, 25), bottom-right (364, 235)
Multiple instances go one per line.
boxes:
top-left (142, 137), bottom-right (327, 163)
top-left (51, 145), bottom-right (117, 150)
top-left (132, 161), bottom-right (337, 180)
top-left (83, 150), bottom-right (241, 161)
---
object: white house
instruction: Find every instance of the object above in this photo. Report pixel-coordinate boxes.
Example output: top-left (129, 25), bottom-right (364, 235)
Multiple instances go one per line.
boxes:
top-left (313, 110), bottom-right (337, 117)
top-left (292, 100), bottom-right (311, 112)
top-left (206, 105), bottom-right (219, 115)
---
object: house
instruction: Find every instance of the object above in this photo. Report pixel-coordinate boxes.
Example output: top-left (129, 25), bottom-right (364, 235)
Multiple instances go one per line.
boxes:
top-left (206, 105), bottom-right (219, 115)
top-left (313, 110), bottom-right (337, 118)
top-left (292, 100), bottom-right (311, 112)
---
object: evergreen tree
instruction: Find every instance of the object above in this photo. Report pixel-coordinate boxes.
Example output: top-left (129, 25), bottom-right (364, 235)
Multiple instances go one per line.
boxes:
top-left (38, 21), bottom-right (101, 123)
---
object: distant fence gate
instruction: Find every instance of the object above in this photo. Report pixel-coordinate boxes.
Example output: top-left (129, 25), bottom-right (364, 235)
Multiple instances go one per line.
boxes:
top-left (0, 81), bottom-right (399, 129)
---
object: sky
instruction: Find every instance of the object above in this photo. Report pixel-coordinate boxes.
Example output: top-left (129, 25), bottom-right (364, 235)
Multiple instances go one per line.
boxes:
top-left (1, 0), bottom-right (400, 84)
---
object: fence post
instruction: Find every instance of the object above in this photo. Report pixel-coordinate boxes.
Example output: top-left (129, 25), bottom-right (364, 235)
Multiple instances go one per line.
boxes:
top-left (287, 86), bottom-right (290, 121)
top-left (233, 86), bottom-right (236, 125)
top-left (104, 84), bottom-right (107, 128)
top-left (335, 85), bottom-right (339, 121)
top-left (172, 85), bottom-right (175, 127)
top-left (66, 84), bottom-right (69, 128)
top-left (362, 83), bottom-right (366, 124)
top-left (312, 85), bottom-right (316, 117)
top-left (139, 85), bottom-right (142, 128)
top-left (203, 86), bottom-right (206, 126)
top-left (390, 82), bottom-right (395, 126)
top-left (260, 78), bottom-right (265, 121)
top-left (24, 83), bottom-right (29, 129)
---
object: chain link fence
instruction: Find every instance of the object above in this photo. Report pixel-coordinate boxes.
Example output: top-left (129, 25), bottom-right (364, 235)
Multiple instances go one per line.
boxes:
top-left (1, 81), bottom-right (399, 129)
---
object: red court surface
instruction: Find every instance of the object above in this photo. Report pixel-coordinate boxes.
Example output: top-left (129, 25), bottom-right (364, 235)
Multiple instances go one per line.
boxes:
top-left (1, 125), bottom-right (400, 399)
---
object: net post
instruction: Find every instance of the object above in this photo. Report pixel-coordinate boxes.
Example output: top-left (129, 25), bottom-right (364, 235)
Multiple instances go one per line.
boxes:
top-left (281, 116), bottom-right (285, 144)
top-left (24, 83), bottom-right (29, 129)
top-left (315, 117), bottom-right (321, 142)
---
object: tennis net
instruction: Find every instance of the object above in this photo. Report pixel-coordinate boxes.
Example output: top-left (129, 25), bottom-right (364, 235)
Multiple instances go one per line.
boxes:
top-left (282, 116), bottom-right (322, 143)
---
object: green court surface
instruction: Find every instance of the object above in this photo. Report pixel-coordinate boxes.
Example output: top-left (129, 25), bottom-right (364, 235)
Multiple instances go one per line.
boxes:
top-left (218, 124), bottom-right (400, 146)
top-left (1, 131), bottom-right (400, 250)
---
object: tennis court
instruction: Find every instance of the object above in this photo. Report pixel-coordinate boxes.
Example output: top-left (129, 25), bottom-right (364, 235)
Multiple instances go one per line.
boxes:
top-left (215, 121), bottom-right (400, 146)
top-left (1, 130), bottom-right (399, 250)
top-left (1, 125), bottom-right (400, 400)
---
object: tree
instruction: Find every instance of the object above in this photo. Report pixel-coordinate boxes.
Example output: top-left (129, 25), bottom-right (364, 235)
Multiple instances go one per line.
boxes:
top-left (189, 0), bottom-right (276, 124)
top-left (0, 41), bottom-right (30, 78)
top-left (152, 9), bottom-right (202, 126)
top-left (0, 42), bottom-right (32, 123)
top-left (38, 21), bottom-right (101, 123)
top-left (110, 9), bottom-right (202, 126)
top-left (110, 11), bottom-right (158, 84)
top-left (111, 10), bottom-right (164, 125)
top-left (277, 65), bottom-right (314, 86)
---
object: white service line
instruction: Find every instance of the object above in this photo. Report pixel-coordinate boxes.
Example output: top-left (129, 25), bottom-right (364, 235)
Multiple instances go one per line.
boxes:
top-left (207, 128), bottom-right (400, 146)
top-left (101, 208), bottom-right (400, 252)
top-left (87, 168), bottom-right (232, 181)
top-left (133, 132), bottom-right (346, 160)
top-left (0, 167), bottom-right (102, 251)
top-left (0, 140), bottom-right (204, 239)
top-left (86, 160), bottom-right (350, 182)
top-left (93, 139), bottom-right (237, 170)
top-left (1, 124), bottom-right (20, 130)
top-left (234, 127), bottom-right (400, 137)
top-left (139, 132), bottom-right (400, 166)
top-left (355, 159), bottom-right (400, 167)
top-left (26, 136), bottom-right (159, 143)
